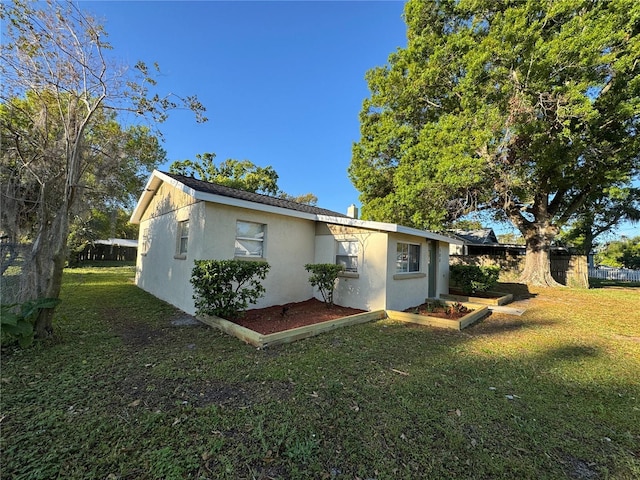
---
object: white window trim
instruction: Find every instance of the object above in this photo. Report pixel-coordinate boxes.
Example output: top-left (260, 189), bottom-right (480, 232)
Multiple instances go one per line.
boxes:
top-left (396, 242), bottom-right (421, 274)
top-left (336, 239), bottom-right (359, 273)
top-left (175, 219), bottom-right (189, 259)
top-left (141, 227), bottom-right (149, 256)
top-left (235, 220), bottom-right (266, 258)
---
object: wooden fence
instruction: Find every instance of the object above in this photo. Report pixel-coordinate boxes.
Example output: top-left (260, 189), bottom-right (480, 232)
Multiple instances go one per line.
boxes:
top-left (588, 267), bottom-right (640, 282)
top-left (76, 244), bottom-right (137, 262)
top-left (450, 254), bottom-right (589, 288)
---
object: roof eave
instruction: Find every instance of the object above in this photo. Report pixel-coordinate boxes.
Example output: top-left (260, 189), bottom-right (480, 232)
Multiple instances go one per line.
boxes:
top-left (193, 190), bottom-right (318, 221)
top-left (131, 172), bottom-right (462, 245)
top-left (317, 215), bottom-right (462, 245)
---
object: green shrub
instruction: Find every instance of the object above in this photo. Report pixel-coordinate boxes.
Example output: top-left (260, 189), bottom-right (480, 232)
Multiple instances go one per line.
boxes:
top-left (1, 297), bottom-right (61, 347)
top-left (304, 264), bottom-right (344, 307)
top-left (190, 259), bottom-right (270, 319)
top-left (450, 264), bottom-right (500, 294)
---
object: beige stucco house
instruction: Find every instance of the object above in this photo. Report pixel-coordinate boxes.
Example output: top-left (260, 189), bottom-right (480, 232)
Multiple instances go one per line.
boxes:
top-left (130, 170), bottom-right (462, 316)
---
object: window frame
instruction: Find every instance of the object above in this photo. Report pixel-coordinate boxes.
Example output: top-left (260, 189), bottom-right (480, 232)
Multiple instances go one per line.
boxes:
top-left (176, 219), bottom-right (189, 257)
top-left (396, 242), bottom-right (421, 273)
top-left (336, 240), bottom-right (359, 273)
top-left (235, 220), bottom-right (266, 258)
top-left (141, 227), bottom-right (150, 255)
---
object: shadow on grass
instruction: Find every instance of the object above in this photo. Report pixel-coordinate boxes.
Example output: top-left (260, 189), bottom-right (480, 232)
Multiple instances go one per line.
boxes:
top-left (495, 282), bottom-right (538, 300)
top-left (469, 313), bottom-right (557, 335)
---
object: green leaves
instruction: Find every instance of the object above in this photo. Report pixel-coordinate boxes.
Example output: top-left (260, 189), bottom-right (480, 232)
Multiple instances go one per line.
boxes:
top-left (190, 260), bottom-right (270, 319)
top-left (351, 0), bottom-right (639, 284)
top-left (170, 153), bottom-right (280, 196)
top-left (304, 264), bottom-right (344, 307)
top-left (1, 298), bottom-right (61, 347)
top-left (169, 153), bottom-right (320, 203)
top-left (450, 265), bottom-right (499, 295)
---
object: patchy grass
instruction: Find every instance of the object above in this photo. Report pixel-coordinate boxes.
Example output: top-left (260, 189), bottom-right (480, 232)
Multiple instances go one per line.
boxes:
top-left (1, 267), bottom-right (639, 479)
top-left (590, 278), bottom-right (640, 289)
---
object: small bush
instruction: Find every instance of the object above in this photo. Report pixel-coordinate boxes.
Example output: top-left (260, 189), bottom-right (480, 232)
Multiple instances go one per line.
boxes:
top-left (1, 297), bottom-right (61, 347)
top-left (191, 259), bottom-right (270, 319)
top-left (450, 264), bottom-right (500, 294)
top-left (304, 264), bottom-right (344, 307)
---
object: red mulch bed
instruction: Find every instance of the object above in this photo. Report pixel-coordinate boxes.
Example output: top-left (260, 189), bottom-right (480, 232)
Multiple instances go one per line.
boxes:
top-left (231, 298), bottom-right (366, 335)
top-left (404, 302), bottom-right (474, 320)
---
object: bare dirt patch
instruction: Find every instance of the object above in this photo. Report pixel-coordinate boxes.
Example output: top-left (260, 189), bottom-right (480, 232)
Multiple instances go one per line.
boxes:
top-left (116, 371), bottom-right (294, 410)
top-left (230, 298), bottom-right (365, 335)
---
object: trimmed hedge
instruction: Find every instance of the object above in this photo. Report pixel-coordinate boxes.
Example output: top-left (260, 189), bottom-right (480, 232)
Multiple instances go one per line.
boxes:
top-left (305, 263), bottom-right (344, 307)
top-left (450, 264), bottom-right (500, 294)
top-left (191, 259), bottom-right (270, 319)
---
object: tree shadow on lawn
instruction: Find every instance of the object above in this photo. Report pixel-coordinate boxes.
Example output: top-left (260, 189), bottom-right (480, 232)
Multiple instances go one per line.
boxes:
top-left (495, 282), bottom-right (538, 300)
top-left (467, 311), bottom-right (558, 336)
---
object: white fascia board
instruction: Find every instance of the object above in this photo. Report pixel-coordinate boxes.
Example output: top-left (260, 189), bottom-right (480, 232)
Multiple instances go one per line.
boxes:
top-left (131, 170), bottom-right (196, 223)
top-left (317, 215), bottom-right (463, 245)
top-left (131, 170), bottom-right (319, 224)
top-left (316, 215), bottom-right (399, 232)
top-left (396, 225), bottom-right (464, 245)
top-left (130, 171), bottom-right (164, 224)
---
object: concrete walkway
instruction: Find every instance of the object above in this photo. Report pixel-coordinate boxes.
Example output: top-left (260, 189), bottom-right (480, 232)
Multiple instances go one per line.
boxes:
top-left (487, 305), bottom-right (526, 316)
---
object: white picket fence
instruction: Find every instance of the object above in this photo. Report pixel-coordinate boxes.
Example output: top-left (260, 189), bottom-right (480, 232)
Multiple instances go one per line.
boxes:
top-left (588, 267), bottom-right (640, 282)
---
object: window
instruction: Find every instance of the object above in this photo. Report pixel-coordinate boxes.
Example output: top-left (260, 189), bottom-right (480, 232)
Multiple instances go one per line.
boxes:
top-left (336, 240), bottom-right (358, 272)
top-left (396, 242), bottom-right (420, 273)
top-left (177, 220), bottom-right (189, 255)
top-left (141, 228), bottom-right (150, 255)
top-left (235, 221), bottom-right (265, 257)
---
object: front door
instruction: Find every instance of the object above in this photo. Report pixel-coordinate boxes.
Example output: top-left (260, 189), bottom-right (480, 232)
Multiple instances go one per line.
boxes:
top-left (428, 241), bottom-right (437, 298)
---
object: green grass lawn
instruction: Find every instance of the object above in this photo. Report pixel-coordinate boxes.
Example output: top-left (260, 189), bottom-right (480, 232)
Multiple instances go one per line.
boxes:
top-left (2, 267), bottom-right (639, 479)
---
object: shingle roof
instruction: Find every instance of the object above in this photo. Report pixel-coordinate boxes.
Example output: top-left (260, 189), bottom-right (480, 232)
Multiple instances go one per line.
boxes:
top-left (161, 171), bottom-right (348, 218)
top-left (451, 228), bottom-right (499, 245)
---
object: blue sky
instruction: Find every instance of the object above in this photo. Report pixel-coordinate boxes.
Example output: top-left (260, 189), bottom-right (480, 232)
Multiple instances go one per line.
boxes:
top-left (83, 0), bottom-right (407, 218)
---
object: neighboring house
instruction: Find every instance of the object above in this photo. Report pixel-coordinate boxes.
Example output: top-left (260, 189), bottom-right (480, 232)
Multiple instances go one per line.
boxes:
top-left (76, 238), bottom-right (138, 262)
top-left (130, 170), bottom-right (462, 316)
top-left (449, 229), bottom-right (506, 255)
top-left (449, 228), bottom-right (571, 256)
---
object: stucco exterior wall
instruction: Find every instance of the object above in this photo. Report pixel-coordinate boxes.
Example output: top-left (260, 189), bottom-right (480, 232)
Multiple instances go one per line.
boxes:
top-left (314, 224), bottom-right (389, 311)
top-left (384, 233), bottom-right (430, 311)
top-left (137, 197), bottom-right (318, 313)
top-left (139, 182), bottom-right (196, 222)
top-left (135, 184), bottom-right (204, 315)
top-left (199, 203), bottom-right (317, 308)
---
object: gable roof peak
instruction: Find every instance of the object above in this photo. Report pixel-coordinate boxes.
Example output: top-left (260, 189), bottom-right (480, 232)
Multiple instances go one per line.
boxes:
top-left (159, 170), bottom-right (348, 218)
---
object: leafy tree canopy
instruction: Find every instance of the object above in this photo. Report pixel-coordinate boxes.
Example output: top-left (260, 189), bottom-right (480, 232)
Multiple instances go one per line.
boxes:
top-left (0, 0), bottom-right (205, 338)
top-left (595, 236), bottom-right (640, 270)
top-left (1, 93), bottom-right (165, 243)
top-left (350, 0), bottom-right (640, 285)
top-left (169, 152), bottom-right (318, 205)
top-left (450, 219), bottom-right (484, 231)
top-left (559, 185), bottom-right (640, 254)
top-left (497, 232), bottom-right (525, 246)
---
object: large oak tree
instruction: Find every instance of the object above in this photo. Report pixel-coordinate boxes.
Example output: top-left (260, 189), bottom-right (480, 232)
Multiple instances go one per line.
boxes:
top-left (350, 0), bottom-right (639, 285)
top-left (0, 0), bottom-right (206, 338)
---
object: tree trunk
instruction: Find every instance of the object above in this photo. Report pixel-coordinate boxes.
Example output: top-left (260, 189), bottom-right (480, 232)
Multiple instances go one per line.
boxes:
top-left (519, 224), bottom-right (563, 287)
top-left (21, 203), bottom-right (71, 339)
